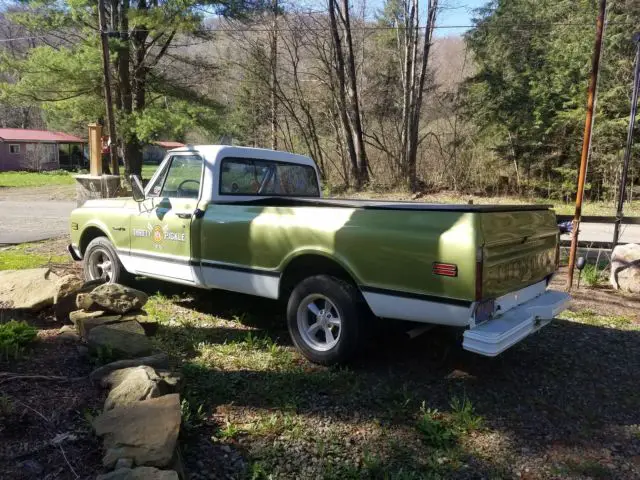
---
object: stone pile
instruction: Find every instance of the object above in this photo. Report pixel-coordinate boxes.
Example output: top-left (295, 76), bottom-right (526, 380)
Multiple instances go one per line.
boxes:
top-left (54, 279), bottom-right (184, 480)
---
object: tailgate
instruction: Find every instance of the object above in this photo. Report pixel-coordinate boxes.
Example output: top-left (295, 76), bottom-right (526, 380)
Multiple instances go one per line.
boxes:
top-left (480, 210), bottom-right (558, 298)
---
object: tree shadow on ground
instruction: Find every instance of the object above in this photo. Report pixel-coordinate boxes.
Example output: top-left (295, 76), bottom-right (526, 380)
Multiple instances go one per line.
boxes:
top-left (136, 278), bottom-right (640, 477)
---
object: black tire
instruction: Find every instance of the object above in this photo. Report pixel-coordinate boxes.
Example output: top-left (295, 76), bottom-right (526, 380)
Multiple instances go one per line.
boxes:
top-left (83, 237), bottom-right (128, 284)
top-left (287, 275), bottom-right (366, 365)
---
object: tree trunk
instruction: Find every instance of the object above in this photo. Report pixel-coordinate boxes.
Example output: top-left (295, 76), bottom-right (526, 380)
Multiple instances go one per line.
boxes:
top-left (339, 0), bottom-right (368, 187)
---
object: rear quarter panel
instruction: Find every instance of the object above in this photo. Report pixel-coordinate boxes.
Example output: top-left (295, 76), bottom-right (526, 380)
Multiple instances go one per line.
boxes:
top-left (201, 204), bottom-right (479, 301)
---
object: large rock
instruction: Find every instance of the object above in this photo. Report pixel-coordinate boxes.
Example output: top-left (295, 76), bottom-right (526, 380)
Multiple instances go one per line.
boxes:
top-left (70, 309), bottom-right (106, 326)
top-left (90, 354), bottom-right (169, 382)
top-left (89, 284), bottom-right (148, 314)
top-left (0, 268), bottom-right (60, 311)
top-left (610, 243), bottom-right (640, 293)
top-left (88, 321), bottom-right (152, 359)
top-left (76, 314), bottom-right (123, 339)
top-left (93, 394), bottom-right (181, 469)
top-left (122, 311), bottom-right (158, 336)
top-left (96, 466), bottom-right (178, 480)
top-left (103, 366), bottom-right (163, 410)
top-left (54, 278), bottom-right (104, 321)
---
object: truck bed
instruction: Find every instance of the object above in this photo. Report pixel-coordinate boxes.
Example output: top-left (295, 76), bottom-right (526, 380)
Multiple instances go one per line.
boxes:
top-left (219, 196), bottom-right (553, 213)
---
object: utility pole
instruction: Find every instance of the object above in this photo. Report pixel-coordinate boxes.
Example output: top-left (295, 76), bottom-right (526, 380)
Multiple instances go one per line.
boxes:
top-left (98, 0), bottom-right (119, 175)
top-left (612, 32), bottom-right (640, 247)
top-left (270, 0), bottom-right (278, 150)
top-left (566, 0), bottom-right (607, 290)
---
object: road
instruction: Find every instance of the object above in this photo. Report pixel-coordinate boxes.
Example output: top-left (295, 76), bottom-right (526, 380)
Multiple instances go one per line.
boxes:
top-left (561, 222), bottom-right (640, 245)
top-left (0, 200), bottom-right (76, 244)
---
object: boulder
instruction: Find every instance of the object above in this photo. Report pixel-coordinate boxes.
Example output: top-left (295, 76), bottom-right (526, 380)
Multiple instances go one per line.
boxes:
top-left (93, 394), bottom-right (181, 468)
top-left (103, 366), bottom-right (163, 410)
top-left (76, 292), bottom-right (97, 311)
top-left (88, 321), bottom-right (152, 359)
top-left (89, 354), bottom-right (169, 382)
top-left (56, 325), bottom-right (80, 343)
top-left (610, 243), bottom-right (640, 293)
top-left (54, 278), bottom-right (105, 321)
top-left (89, 284), bottom-right (148, 314)
top-left (96, 466), bottom-right (178, 480)
top-left (122, 311), bottom-right (158, 336)
top-left (76, 314), bottom-right (123, 339)
top-left (70, 310), bottom-right (106, 326)
top-left (0, 268), bottom-right (60, 311)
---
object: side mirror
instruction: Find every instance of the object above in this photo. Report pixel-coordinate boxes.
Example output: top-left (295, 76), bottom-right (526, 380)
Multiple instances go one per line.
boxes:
top-left (130, 175), bottom-right (145, 202)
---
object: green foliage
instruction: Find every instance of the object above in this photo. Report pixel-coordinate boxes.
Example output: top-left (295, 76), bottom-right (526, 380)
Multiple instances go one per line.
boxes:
top-left (416, 405), bottom-right (457, 448)
top-left (582, 264), bottom-right (603, 287)
top-left (89, 344), bottom-right (116, 366)
top-left (0, 393), bottom-right (15, 417)
top-left (0, 320), bottom-right (38, 360)
top-left (417, 396), bottom-right (484, 448)
top-left (464, 0), bottom-right (640, 200)
top-left (180, 398), bottom-right (206, 431)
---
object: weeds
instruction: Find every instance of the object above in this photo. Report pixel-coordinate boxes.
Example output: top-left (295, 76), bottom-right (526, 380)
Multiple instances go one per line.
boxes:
top-left (0, 393), bottom-right (14, 417)
top-left (581, 264), bottom-right (604, 287)
top-left (181, 398), bottom-right (206, 431)
top-left (0, 320), bottom-right (38, 360)
top-left (417, 396), bottom-right (484, 448)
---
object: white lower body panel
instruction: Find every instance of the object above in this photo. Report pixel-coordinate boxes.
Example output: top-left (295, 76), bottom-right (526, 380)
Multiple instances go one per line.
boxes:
top-left (463, 289), bottom-right (569, 356)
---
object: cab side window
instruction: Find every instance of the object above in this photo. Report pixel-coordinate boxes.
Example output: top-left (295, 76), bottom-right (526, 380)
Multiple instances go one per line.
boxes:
top-left (148, 155), bottom-right (203, 199)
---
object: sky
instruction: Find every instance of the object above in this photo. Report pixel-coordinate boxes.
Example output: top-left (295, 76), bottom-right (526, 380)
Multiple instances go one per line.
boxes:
top-left (434, 0), bottom-right (487, 36)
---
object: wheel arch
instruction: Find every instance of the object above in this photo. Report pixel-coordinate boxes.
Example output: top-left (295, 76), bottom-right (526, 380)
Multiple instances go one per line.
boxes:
top-left (278, 251), bottom-right (363, 300)
top-left (79, 224), bottom-right (112, 255)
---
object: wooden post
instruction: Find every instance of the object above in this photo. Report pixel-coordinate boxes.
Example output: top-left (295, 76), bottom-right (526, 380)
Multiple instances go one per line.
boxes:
top-left (97, 0), bottom-right (119, 175)
top-left (566, 0), bottom-right (607, 290)
top-left (88, 123), bottom-right (103, 176)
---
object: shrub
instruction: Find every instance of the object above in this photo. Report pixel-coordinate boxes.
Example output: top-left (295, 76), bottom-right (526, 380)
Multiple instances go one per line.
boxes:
top-left (0, 320), bottom-right (38, 360)
top-left (582, 264), bottom-right (603, 287)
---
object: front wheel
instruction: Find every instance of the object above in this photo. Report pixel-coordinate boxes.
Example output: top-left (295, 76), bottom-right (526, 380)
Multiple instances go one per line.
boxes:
top-left (83, 237), bottom-right (128, 284)
top-left (287, 275), bottom-right (366, 365)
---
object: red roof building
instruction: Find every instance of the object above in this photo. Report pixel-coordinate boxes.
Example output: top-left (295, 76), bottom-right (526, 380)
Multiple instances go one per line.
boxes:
top-left (0, 128), bottom-right (86, 172)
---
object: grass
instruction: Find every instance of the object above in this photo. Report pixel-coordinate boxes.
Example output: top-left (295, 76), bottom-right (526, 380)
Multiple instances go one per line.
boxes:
top-left (0, 319), bottom-right (38, 360)
top-left (0, 242), bottom-right (69, 270)
top-left (141, 283), bottom-right (640, 479)
top-left (0, 170), bottom-right (75, 188)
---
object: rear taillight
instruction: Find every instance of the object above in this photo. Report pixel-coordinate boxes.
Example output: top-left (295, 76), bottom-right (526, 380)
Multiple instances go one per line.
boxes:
top-left (475, 247), bottom-right (484, 301)
top-left (432, 262), bottom-right (458, 277)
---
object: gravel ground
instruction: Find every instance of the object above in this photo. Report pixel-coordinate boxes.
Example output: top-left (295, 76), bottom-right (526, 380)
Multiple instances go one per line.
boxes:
top-left (0, 311), bottom-right (104, 480)
top-left (141, 269), bottom-right (640, 480)
top-left (4, 237), bottom-right (639, 479)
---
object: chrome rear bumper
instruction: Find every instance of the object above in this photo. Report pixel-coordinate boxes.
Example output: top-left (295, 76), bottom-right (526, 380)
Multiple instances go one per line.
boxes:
top-left (463, 289), bottom-right (570, 356)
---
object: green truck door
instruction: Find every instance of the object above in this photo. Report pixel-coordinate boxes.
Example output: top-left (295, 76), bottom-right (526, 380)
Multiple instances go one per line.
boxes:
top-left (129, 154), bottom-right (203, 283)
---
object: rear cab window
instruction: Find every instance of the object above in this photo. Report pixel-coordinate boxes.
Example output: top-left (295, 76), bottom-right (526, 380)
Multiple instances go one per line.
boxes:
top-left (219, 157), bottom-right (319, 197)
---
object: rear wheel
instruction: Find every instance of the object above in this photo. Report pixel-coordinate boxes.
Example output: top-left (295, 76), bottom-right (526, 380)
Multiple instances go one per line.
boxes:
top-left (83, 237), bottom-right (127, 284)
top-left (287, 275), bottom-right (366, 365)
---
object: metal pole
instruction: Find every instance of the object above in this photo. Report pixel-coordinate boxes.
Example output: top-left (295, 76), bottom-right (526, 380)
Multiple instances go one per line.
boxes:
top-left (612, 33), bottom-right (640, 247)
top-left (98, 0), bottom-right (119, 175)
top-left (567, 0), bottom-right (607, 290)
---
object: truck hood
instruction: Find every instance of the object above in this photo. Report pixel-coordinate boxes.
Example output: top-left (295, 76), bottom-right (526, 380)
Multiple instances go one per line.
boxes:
top-left (82, 198), bottom-right (133, 209)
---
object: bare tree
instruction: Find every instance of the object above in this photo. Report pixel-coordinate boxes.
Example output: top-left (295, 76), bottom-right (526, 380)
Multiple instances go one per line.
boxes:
top-left (399, 0), bottom-right (438, 191)
top-left (328, 0), bottom-right (369, 188)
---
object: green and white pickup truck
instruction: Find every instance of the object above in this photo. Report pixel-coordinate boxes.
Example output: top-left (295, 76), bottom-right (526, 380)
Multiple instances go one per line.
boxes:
top-left (69, 145), bottom-right (569, 364)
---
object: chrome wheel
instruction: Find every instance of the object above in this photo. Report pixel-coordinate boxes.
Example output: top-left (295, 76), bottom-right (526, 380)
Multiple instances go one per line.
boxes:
top-left (297, 294), bottom-right (342, 351)
top-left (87, 248), bottom-right (113, 282)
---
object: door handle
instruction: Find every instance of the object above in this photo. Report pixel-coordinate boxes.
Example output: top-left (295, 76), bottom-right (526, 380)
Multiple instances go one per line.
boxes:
top-left (175, 211), bottom-right (193, 219)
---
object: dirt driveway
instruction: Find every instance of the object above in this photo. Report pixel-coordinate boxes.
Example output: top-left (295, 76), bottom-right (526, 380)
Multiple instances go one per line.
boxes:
top-left (0, 186), bottom-right (76, 245)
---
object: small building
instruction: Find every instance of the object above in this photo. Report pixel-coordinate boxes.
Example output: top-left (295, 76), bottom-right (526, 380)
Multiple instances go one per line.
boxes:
top-left (0, 128), bottom-right (86, 172)
top-left (143, 141), bottom-right (186, 164)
